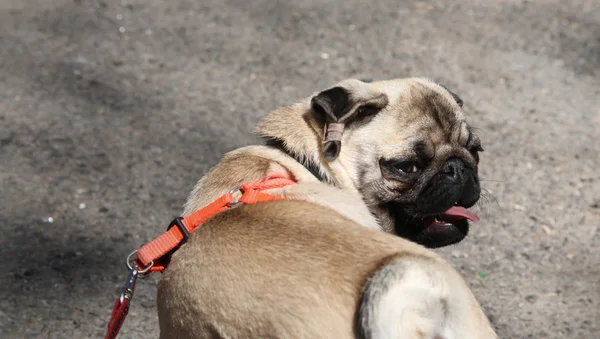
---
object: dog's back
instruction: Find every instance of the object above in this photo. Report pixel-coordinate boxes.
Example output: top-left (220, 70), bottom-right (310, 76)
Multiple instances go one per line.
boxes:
top-left (157, 199), bottom-right (440, 338)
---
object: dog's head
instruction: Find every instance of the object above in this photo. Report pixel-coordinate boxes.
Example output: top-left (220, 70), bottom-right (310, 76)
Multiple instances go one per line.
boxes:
top-left (309, 78), bottom-right (483, 248)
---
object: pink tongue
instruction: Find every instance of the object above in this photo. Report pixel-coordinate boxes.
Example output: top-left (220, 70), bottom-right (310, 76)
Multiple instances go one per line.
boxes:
top-left (442, 206), bottom-right (480, 222)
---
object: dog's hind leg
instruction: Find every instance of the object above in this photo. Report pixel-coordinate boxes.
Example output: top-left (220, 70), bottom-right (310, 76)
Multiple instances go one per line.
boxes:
top-left (356, 254), bottom-right (496, 339)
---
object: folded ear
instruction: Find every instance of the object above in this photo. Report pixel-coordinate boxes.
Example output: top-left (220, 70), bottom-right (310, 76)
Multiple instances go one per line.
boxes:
top-left (439, 84), bottom-right (463, 107)
top-left (311, 79), bottom-right (389, 161)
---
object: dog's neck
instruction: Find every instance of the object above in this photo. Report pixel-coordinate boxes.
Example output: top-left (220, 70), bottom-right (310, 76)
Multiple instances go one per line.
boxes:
top-left (263, 137), bottom-right (331, 183)
top-left (255, 101), bottom-right (338, 186)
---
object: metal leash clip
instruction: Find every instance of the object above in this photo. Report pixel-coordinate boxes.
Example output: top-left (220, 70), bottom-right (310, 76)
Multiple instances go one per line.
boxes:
top-left (120, 251), bottom-right (156, 302)
top-left (119, 265), bottom-right (138, 303)
top-left (126, 251), bottom-right (154, 278)
top-left (106, 252), bottom-right (154, 339)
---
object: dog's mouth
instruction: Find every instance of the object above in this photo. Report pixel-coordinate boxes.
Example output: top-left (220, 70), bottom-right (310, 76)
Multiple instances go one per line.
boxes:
top-left (418, 206), bottom-right (479, 247)
top-left (392, 205), bottom-right (480, 248)
top-left (423, 206), bottom-right (479, 232)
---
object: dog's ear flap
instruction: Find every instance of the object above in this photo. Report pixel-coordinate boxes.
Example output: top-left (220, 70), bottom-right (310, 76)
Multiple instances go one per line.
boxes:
top-left (439, 84), bottom-right (463, 107)
top-left (311, 79), bottom-right (389, 161)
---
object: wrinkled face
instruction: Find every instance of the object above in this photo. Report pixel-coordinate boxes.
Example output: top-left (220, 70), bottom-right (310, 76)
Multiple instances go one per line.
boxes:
top-left (341, 79), bottom-right (483, 248)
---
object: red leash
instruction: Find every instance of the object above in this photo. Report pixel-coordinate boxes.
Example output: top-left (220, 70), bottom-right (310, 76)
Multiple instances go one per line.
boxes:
top-left (105, 176), bottom-right (296, 339)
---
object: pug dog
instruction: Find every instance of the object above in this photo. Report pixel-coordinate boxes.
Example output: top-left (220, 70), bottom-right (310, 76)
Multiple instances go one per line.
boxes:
top-left (158, 181), bottom-right (496, 339)
top-left (156, 77), bottom-right (494, 338)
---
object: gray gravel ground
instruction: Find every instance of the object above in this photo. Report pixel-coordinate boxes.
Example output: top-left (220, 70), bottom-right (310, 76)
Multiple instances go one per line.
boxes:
top-left (1, 0), bottom-right (599, 338)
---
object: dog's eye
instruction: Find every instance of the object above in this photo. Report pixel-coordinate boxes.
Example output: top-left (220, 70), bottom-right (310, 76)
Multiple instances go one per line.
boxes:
top-left (394, 161), bottom-right (420, 174)
top-left (469, 145), bottom-right (483, 162)
top-left (466, 132), bottom-right (483, 162)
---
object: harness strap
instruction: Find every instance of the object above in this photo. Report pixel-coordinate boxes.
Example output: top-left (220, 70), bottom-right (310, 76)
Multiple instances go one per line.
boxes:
top-left (105, 175), bottom-right (296, 339)
top-left (134, 176), bottom-right (296, 272)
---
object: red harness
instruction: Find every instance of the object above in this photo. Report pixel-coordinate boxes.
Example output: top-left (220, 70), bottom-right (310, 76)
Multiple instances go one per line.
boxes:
top-left (105, 176), bottom-right (297, 339)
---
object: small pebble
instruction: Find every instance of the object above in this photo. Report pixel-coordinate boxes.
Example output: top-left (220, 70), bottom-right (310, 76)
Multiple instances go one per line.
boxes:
top-left (141, 300), bottom-right (155, 309)
top-left (514, 204), bottom-right (525, 211)
top-left (116, 14), bottom-right (123, 20)
top-left (78, 203), bottom-right (86, 209)
top-left (525, 295), bottom-right (538, 303)
top-left (74, 55), bottom-right (88, 65)
top-left (320, 52), bottom-right (330, 60)
top-left (119, 26), bottom-right (126, 33)
top-left (542, 225), bottom-right (556, 236)
top-left (41, 217), bottom-right (54, 223)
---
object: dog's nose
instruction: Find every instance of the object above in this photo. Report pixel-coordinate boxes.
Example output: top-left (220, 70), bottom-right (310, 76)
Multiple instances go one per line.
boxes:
top-left (441, 158), bottom-right (465, 181)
